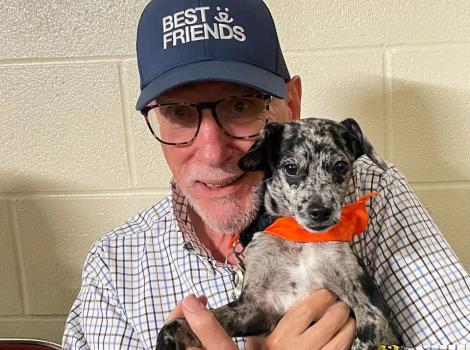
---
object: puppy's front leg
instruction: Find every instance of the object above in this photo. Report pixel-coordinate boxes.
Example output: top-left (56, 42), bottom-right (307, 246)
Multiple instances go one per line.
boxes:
top-left (320, 257), bottom-right (399, 349)
top-left (212, 291), bottom-right (281, 337)
top-left (157, 292), bottom-right (280, 349)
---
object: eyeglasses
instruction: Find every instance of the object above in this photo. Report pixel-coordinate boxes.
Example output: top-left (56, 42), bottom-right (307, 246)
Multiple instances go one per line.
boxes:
top-left (141, 94), bottom-right (271, 146)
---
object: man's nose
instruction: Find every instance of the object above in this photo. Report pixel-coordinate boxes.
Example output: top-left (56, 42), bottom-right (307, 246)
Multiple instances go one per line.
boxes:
top-left (193, 109), bottom-right (233, 166)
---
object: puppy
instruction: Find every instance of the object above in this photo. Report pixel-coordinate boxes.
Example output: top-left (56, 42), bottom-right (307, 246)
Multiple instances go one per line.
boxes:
top-left (158, 118), bottom-right (401, 350)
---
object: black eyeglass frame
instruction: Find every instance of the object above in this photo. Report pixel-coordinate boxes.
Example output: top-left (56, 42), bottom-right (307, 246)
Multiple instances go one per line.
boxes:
top-left (141, 94), bottom-right (272, 146)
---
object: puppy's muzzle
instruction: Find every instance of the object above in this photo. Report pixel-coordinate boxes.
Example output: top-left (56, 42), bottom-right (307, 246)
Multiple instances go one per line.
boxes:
top-left (309, 205), bottom-right (332, 223)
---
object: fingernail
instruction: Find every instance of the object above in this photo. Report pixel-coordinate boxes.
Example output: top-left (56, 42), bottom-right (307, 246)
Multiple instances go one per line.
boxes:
top-left (183, 295), bottom-right (204, 313)
top-left (198, 295), bottom-right (208, 306)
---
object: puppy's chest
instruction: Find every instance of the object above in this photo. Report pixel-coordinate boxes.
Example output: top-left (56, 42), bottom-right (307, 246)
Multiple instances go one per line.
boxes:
top-left (244, 235), bottom-right (350, 313)
top-left (284, 244), bottom-right (338, 293)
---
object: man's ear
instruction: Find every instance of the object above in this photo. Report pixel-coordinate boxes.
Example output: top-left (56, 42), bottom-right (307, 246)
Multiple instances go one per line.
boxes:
top-left (238, 123), bottom-right (284, 172)
top-left (340, 118), bottom-right (387, 171)
top-left (285, 76), bottom-right (302, 121)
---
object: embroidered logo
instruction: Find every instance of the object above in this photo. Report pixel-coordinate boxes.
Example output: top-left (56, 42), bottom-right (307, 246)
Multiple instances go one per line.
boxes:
top-left (162, 6), bottom-right (246, 49)
top-left (214, 7), bottom-right (233, 24)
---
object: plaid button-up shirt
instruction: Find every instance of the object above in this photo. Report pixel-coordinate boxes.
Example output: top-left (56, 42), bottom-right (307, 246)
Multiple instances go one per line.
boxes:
top-left (63, 157), bottom-right (470, 349)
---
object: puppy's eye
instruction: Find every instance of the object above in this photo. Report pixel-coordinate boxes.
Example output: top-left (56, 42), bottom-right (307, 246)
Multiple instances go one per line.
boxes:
top-left (333, 161), bottom-right (350, 174)
top-left (283, 163), bottom-right (299, 176)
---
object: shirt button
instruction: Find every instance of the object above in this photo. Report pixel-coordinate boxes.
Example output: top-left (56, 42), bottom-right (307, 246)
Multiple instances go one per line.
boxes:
top-left (183, 242), bottom-right (194, 251)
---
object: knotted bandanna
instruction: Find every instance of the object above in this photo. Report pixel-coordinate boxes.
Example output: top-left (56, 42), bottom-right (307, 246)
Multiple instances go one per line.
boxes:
top-left (264, 192), bottom-right (379, 243)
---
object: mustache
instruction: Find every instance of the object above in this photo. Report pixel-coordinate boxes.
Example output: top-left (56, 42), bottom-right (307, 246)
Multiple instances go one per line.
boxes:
top-left (184, 162), bottom-right (245, 183)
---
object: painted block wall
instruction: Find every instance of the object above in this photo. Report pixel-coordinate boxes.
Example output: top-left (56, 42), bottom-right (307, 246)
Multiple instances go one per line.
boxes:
top-left (0, 0), bottom-right (468, 344)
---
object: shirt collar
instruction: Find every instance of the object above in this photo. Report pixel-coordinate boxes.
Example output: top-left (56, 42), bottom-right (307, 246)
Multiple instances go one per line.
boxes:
top-left (171, 181), bottom-right (214, 260)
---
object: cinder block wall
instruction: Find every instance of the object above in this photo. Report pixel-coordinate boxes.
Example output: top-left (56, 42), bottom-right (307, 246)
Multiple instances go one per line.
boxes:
top-left (0, 0), bottom-right (468, 344)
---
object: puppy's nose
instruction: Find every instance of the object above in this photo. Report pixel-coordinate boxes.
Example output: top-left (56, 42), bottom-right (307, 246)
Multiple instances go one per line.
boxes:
top-left (309, 206), bottom-right (332, 222)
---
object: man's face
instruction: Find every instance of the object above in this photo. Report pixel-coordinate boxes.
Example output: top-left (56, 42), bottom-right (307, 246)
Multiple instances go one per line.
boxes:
top-left (157, 81), bottom-right (294, 234)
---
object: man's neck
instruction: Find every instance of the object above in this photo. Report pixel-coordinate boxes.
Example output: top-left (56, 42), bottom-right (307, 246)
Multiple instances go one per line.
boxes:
top-left (188, 206), bottom-right (239, 265)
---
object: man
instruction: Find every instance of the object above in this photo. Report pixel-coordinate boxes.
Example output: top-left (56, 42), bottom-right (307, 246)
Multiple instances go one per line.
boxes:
top-left (63, 0), bottom-right (470, 349)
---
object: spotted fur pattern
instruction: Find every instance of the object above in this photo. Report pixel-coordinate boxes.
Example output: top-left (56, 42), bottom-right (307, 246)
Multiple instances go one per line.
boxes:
top-left (158, 118), bottom-right (401, 350)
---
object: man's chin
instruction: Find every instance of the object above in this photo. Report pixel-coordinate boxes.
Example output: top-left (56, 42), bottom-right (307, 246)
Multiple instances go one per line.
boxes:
top-left (183, 181), bottom-right (262, 234)
top-left (176, 171), bottom-right (264, 234)
top-left (190, 196), bottom-right (256, 234)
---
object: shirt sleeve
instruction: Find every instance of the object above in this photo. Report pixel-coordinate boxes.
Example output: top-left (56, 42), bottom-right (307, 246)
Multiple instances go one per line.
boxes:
top-left (353, 162), bottom-right (470, 349)
top-left (62, 241), bottom-right (142, 350)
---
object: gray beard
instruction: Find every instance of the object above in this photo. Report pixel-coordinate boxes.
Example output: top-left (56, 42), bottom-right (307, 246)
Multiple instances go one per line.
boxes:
top-left (183, 181), bottom-right (263, 234)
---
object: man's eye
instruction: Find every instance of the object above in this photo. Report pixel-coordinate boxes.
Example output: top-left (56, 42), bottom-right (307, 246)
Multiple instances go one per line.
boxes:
top-left (283, 163), bottom-right (299, 176)
top-left (232, 101), bottom-right (250, 113)
top-left (333, 160), bottom-right (350, 174)
top-left (168, 106), bottom-right (190, 119)
top-left (227, 98), bottom-right (257, 114)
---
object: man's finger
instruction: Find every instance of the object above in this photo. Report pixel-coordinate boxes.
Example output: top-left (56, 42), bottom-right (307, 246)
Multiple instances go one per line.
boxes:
top-left (302, 300), bottom-right (350, 347)
top-left (320, 316), bottom-right (356, 350)
top-left (166, 301), bottom-right (184, 322)
top-left (275, 289), bottom-right (337, 335)
top-left (246, 335), bottom-right (265, 350)
top-left (182, 295), bottom-right (238, 350)
top-left (166, 295), bottom-right (207, 322)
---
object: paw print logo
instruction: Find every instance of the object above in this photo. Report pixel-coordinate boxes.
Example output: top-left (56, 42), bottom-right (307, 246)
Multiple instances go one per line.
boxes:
top-left (214, 7), bottom-right (234, 24)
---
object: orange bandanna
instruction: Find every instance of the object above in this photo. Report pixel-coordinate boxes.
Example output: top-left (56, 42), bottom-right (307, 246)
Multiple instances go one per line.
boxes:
top-left (264, 192), bottom-right (379, 243)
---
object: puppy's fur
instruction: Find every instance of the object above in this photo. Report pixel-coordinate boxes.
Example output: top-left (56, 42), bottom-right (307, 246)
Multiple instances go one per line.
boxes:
top-left (158, 118), bottom-right (401, 350)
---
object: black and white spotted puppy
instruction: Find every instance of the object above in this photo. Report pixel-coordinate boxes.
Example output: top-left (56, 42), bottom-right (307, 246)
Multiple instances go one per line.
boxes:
top-left (158, 118), bottom-right (401, 350)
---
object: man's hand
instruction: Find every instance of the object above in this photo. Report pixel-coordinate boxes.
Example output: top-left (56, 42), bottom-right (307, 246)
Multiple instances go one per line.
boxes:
top-left (165, 289), bottom-right (355, 350)
top-left (254, 289), bottom-right (355, 350)
top-left (166, 294), bottom-right (238, 350)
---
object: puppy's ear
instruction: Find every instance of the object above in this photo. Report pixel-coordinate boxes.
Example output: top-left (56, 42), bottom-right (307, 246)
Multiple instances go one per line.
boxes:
top-left (340, 118), bottom-right (387, 171)
top-left (238, 122), bottom-right (284, 172)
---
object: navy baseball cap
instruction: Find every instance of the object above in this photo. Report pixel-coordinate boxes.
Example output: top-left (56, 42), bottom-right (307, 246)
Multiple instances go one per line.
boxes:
top-left (135, 0), bottom-right (290, 111)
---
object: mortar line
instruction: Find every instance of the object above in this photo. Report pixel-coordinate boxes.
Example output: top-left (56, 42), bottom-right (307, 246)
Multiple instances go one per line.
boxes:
top-left (6, 199), bottom-right (30, 315)
top-left (118, 62), bottom-right (138, 188)
top-left (2, 188), bottom-right (171, 200)
top-left (0, 315), bottom-right (67, 321)
top-left (0, 55), bottom-right (136, 66)
top-left (383, 48), bottom-right (394, 162)
top-left (389, 41), bottom-right (470, 52)
top-left (408, 181), bottom-right (470, 191)
top-left (283, 41), bottom-right (469, 56)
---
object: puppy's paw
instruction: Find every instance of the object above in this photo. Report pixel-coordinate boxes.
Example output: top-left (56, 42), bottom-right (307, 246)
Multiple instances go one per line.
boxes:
top-left (352, 322), bottom-right (400, 350)
top-left (157, 317), bottom-right (201, 350)
top-left (356, 322), bottom-right (378, 344)
top-left (349, 322), bottom-right (379, 350)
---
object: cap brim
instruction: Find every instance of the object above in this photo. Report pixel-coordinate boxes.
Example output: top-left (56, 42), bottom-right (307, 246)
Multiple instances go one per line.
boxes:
top-left (135, 60), bottom-right (287, 111)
